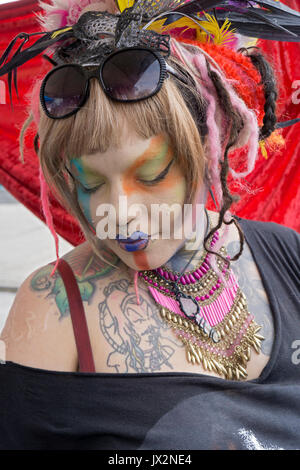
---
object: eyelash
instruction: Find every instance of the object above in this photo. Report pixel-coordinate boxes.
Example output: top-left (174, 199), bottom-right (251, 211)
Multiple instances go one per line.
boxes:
top-left (81, 182), bottom-right (104, 194)
top-left (137, 159), bottom-right (174, 186)
top-left (80, 159), bottom-right (174, 193)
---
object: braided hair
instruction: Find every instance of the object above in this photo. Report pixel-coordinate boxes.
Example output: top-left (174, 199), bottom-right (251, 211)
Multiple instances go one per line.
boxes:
top-left (169, 39), bottom-right (278, 268)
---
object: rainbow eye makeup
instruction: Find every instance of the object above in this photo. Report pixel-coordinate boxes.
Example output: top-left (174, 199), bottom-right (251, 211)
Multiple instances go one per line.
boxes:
top-left (122, 135), bottom-right (177, 196)
top-left (137, 159), bottom-right (174, 186)
top-left (79, 182), bottom-right (105, 193)
top-left (68, 134), bottom-right (184, 230)
top-left (68, 158), bottom-right (106, 226)
top-left (69, 159), bottom-right (105, 191)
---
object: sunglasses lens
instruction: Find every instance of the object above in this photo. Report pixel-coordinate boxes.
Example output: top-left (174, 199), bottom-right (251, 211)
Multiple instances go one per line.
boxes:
top-left (102, 49), bottom-right (161, 101)
top-left (43, 66), bottom-right (86, 118)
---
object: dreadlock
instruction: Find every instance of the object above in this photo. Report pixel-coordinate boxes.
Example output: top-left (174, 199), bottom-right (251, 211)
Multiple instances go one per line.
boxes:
top-left (239, 47), bottom-right (278, 140)
top-left (203, 61), bottom-right (245, 267)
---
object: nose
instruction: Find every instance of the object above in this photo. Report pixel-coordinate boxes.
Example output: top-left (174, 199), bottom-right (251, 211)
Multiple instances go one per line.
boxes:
top-left (107, 178), bottom-right (138, 236)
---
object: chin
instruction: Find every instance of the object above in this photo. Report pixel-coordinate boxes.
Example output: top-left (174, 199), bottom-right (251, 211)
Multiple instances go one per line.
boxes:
top-left (106, 239), bottom-right (173, 271)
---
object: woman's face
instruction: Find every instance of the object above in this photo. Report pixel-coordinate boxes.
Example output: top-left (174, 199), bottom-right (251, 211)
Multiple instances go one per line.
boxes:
top-left (69, 124), bottom-right (202, 271)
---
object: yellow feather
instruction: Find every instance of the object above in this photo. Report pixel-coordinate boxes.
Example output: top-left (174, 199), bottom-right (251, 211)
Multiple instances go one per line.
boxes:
top-left (259, 140), bottom-right (268, 160)
top-left (145, 13), bottom-right (235, 46)
top-left (195, 13), bottom-right (236, 45)
top-left (116, 0), bottom-right (135, 13)
top-left (146, 18), bottom-right (172, 33)
top-left (51, 27), bottom-right (73, 39)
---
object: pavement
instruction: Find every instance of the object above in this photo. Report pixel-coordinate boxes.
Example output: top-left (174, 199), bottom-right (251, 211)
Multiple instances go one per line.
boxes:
top-left (0, 185), bottom-right (73, 333)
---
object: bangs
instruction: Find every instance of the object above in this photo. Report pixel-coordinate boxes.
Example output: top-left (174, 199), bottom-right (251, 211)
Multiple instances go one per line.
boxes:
top-left (39, 76), bottom-right (195, 161)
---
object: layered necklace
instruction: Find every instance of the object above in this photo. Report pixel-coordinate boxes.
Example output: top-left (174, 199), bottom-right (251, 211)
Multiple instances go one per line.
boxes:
top-left (139, 210), bottom-right (264, 381)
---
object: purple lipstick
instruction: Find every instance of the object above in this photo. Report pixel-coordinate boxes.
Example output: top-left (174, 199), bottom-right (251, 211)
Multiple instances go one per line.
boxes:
top-left (116, 231), bottom-right (149, 252)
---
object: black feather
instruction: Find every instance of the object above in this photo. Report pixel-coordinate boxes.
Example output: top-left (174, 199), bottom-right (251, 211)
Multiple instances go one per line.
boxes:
top-left (255, 0), bottom-right (300, 17)
top-left (0, 33), bottom-right (28, 67)
top-left (13, 68), bottom-right (18, 100)
top-left (10, 35), bottom-right (29, 101)
top-left (175, 0), bottom-right (300, 17)
top-left (174, 0), bottom-right (221, 14)
top-left (8, 70), bottom-right (13, 109)
top-left (213, 10), bottom-right (300, 40)
top-left (173, 0), bottom-right (300, 41)
top-left (0, 30), bottom-right (73, 78)
top-left (276, 118), bottom-right (300, 129)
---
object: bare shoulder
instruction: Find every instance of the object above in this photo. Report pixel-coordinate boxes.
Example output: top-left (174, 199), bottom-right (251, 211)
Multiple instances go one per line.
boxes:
top-left (0, 241), bottom-right (122, 371)
top-left (0, 261), bottom-right (78, 371)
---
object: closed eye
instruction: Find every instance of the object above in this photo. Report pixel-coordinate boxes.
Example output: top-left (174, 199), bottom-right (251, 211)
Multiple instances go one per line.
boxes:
top-left (137, 159), bottom-right (174, 186)
top-left (80, 182), bottom-right (104, 193)
top-left (64, 164), bottom-right (104, 194)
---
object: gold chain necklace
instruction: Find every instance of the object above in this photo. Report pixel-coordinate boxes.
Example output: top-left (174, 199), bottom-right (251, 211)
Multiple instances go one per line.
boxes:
top-left (138, 213), bottom-right (265, 381)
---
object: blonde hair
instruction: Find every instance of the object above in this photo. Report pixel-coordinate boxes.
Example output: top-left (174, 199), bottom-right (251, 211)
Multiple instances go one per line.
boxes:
top-left (34, 53), bottom-right (207, 264)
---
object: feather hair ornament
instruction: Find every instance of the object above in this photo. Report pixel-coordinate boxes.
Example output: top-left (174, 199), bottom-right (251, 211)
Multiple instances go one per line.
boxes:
top-left (1, 0), bottom-right (300, 96)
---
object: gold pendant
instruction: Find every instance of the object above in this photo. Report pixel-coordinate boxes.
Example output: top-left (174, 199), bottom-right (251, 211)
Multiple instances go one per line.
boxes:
top-left (159, 290), bottom-right (265, 381)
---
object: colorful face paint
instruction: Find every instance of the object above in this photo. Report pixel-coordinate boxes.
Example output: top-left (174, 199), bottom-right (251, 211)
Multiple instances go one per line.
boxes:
top-left (76, 184), bottom-right (93, 226)
top-left (116, 231), bottom-right (149, 252)
top-left (70, 158), bottom-right (105, 189)
top-left (69, 158), bottom-right (105, 226)
top-left (122, 134), bottom-right (179, 196)
top-left (118, 238), bottom-right (149, 252)
top-left (69, 130), bottom-right (190, 272)
top-left (133, 250), bottom-right (150, 271)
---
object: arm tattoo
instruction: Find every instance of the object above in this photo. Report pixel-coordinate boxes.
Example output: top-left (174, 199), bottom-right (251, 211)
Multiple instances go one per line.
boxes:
top-left (30, 244), bottom-right (119, 319)
top-left (227, 240), bottom-right (274, 356)
top-left (99, 278), bottom-right (183, 373)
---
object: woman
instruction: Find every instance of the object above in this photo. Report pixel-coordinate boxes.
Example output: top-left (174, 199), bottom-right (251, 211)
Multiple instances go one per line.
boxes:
top-left (0, 0), bottom-right (299, 450)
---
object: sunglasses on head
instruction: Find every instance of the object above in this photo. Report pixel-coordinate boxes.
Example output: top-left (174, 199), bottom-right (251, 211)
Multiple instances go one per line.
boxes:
top-left (40, 46), bottom-right (189, 119)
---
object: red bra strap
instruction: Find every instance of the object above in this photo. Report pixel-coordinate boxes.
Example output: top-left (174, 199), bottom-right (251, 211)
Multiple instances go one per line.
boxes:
top-left (50, 258), bottom-right (96, 373)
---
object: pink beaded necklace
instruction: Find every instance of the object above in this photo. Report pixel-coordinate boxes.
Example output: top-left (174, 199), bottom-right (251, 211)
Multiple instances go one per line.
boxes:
top-left (139, 213), bottom-right (264, 380)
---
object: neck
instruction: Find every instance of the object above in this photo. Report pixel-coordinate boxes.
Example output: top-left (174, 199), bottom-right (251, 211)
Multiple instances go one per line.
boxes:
top-left (163, 210), bottom-right (210, 274)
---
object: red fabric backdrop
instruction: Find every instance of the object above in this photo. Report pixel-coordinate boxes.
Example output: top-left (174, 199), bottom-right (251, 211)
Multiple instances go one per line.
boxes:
top-left (0, 0), bottom-right (299, 247)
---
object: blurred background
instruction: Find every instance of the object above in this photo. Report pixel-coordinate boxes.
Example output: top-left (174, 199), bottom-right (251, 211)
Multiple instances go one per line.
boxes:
top-left (0, 184), bottom-right (72, 332)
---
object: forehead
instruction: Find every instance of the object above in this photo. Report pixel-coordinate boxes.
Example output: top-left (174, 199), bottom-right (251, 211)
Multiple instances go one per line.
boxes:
top-left (73, 132), bottom-right (170, 173)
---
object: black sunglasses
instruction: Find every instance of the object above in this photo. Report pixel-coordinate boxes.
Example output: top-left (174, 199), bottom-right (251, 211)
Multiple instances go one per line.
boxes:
top-left (40, 46), bottom-right (189, 119)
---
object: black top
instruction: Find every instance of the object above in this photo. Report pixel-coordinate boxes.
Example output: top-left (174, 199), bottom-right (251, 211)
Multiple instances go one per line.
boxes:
top-left (0, 217), bottom-right (299, 450)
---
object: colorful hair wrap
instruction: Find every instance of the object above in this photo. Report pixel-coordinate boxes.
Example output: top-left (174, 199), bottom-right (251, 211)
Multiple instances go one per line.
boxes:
top-left (173, 38), bottom-right (266, 127)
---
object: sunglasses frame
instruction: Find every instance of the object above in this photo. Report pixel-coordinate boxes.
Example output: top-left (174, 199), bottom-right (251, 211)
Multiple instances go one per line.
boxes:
top-left (40, 46), bottom-right (189, 119)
